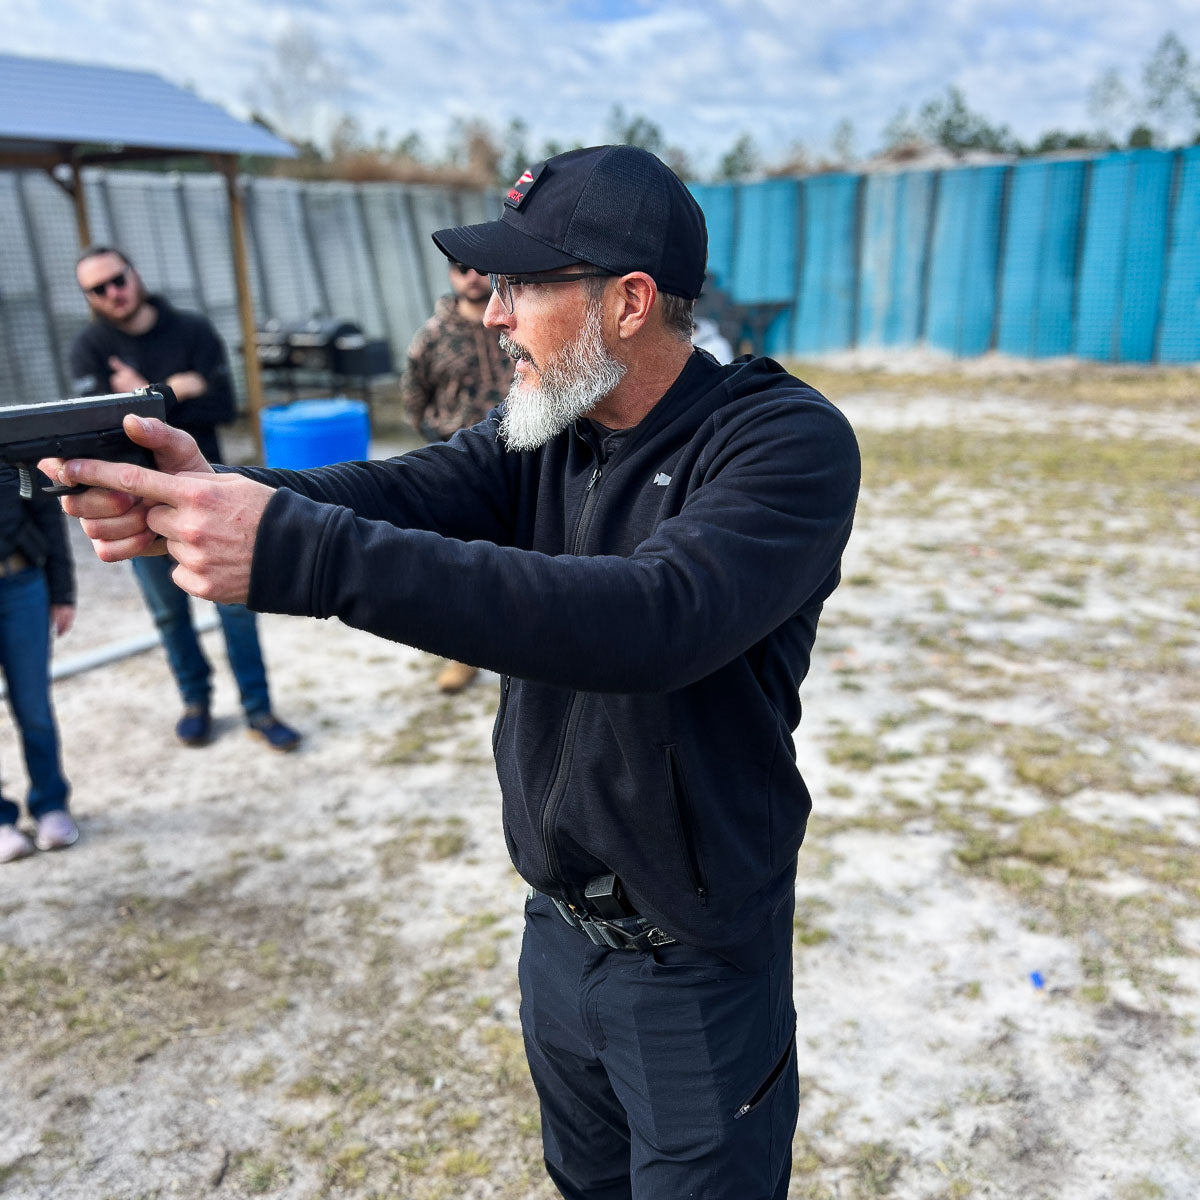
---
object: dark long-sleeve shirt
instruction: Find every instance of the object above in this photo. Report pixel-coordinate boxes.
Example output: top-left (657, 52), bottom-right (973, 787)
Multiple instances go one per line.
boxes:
top-left (69, 297), bottom-right (236, 462)
top-left (0, 465), bottom-right (75, 606)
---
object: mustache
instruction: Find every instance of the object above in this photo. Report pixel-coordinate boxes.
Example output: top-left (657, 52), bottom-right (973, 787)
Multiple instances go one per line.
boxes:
top-left (498, 332), bottom-right (537, 371)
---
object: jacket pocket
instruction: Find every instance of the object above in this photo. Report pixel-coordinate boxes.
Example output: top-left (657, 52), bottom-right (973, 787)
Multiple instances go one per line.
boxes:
top-left (663, 744), bottom-right (708, 906)
top-left (491, 675), bottom-right (512, 754)
top-left (733, 1032), bottom-right (796, 1119)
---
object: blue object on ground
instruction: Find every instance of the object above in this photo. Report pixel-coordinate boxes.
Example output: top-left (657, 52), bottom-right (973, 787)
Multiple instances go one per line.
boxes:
top-left (260, 398), bottom-right (370, 470)
top-left (1030, 971), bottom-right (1045, 989)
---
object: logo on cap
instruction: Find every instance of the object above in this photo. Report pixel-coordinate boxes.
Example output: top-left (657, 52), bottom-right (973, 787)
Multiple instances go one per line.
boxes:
top-left (505, 164), bottom-right (544, 210)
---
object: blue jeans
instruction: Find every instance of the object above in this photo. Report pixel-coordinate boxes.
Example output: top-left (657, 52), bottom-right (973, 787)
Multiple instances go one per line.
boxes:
top-left (131, 554), bottom-right (271, 719)
top-left (0, 568), bottom-right (70, 825)
top-left (519, 891), bottom-right (798, 1199)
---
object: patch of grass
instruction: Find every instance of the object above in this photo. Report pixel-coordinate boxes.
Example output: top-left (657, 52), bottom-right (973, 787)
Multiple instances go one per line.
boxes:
top-left (374, 829), bottom-right (422, 878)
top-left (237, 1058), bottom-right (278, 1091)
top-left (440, 1148), bottom-right (490, 1177)
top-left (478, 1023), bottom-right (529, 1092)
top-left (1115, 1179), bottom-right (1166, 1200)
top-left (286, 1074), bottom-right (331, 1100)
top-left (943, 804), bottom-right (1197, 996)
top-left (1034, 590), bottom-right (1083, 609)
top-left (376, 697), bottom-right (462, 766)
top-left (959, 805), bottom-right (1196, 893)
top-left (934, 765), bottom-right (987, 796)
top-left (794, 897), bottom-right (834, 947)
top-left (1002, 728), bottom-right (1148, 799)
top-left (324, 1141), bottom-right (370, 1188)
top-left (0, 1158), bottom-right (32, 1188)
top-left (429, 820), bottom-right (468, 859)
top-left (846, 1140), bottom-right (905, 1196)
top-left (234, 1151), bottom-right (291, 1194)
top-left (823, 730), bottom-right (914, 771)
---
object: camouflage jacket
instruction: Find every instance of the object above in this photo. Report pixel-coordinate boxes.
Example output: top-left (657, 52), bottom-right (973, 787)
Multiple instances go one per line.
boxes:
top-left (401, 295), bottom-right (514, 440)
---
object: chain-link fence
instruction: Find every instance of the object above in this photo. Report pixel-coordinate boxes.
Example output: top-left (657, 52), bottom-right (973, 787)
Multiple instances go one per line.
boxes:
top-left (0, 167), bottom-right (494, 408)
top-left (4, 149), bottom-right (1200, 408)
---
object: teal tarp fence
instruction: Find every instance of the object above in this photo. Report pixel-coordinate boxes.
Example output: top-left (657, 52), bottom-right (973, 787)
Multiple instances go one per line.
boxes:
top-left (690, 147), bottom-right (1200, 362)
top-left (857, 169), bottom-right (935, 349)
top-left (791, 174), bottom-right (860, 356)
top-left (925, 165), bottom-right (1008, 357)
top-left (1159, 148), bottom-right (1200, 362)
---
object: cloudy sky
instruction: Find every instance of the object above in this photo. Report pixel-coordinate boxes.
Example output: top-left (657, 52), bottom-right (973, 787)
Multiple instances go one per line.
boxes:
top-left (4, 0), bottom-right (1200, 173)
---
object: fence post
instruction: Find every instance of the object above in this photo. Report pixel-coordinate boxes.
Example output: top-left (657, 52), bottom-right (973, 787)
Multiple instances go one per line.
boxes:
top-left (216, 156), bottom-right (266, 461)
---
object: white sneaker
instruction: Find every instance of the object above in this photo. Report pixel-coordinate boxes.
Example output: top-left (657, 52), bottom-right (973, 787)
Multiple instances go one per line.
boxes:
top-left (0, 823), bottom-right (35, 863)
top-left (34, 810), bottom-right (79, 852)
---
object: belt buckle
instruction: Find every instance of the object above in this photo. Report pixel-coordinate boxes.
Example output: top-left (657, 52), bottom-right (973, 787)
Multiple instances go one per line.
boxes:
top-left (551, 897), bottom-right (582, 930)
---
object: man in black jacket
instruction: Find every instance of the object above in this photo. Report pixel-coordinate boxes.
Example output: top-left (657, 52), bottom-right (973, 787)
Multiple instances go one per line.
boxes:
top-left (47, 147), bottom-right (860, 1199)
top-left (0, 465), bottom-right (77, 862)
top-left (69, 248), bottom-right (300, 752)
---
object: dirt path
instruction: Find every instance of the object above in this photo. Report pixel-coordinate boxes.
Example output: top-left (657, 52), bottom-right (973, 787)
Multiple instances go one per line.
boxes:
top-left (2, 374), bottom-right (1198, 1199)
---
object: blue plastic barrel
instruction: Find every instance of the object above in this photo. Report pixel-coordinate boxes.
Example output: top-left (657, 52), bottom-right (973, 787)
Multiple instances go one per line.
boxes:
top-left (260, 398), bottom-right (370, 469)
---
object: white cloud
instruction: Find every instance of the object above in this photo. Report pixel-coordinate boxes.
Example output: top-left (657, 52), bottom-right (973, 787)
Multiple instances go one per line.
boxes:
top-left (5, 0), bottom-right (1200, 172)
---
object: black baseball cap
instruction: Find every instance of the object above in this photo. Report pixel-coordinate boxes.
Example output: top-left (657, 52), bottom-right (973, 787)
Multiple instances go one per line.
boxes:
top-left (432, 145), bottom-right (708, 301)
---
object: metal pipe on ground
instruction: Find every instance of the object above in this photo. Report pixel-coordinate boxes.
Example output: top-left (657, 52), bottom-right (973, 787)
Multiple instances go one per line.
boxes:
top-left (0, 614), bottom-right (219, 697)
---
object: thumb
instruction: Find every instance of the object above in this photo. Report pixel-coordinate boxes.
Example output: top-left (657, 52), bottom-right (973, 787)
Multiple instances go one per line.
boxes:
top-left (123, 415), bottom-right (212, 476)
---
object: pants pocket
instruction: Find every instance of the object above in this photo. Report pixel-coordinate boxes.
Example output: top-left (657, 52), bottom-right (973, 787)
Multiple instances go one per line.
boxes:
top-left (733, 1031), bottom-right (796, 1120)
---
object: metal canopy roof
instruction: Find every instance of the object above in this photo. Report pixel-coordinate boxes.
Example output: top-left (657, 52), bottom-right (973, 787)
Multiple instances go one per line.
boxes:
top-left (0, 52), bottom-right (295, 160)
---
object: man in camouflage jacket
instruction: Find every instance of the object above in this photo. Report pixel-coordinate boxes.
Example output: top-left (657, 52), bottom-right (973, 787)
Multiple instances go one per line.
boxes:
top-left (401, 263), bottom-right (514, 442)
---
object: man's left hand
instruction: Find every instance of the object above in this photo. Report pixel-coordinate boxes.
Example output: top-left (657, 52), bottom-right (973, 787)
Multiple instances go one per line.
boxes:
top-left (51, 604), bottom-right (74, 637)
top-left (48, 456), bottom-right (276, 606)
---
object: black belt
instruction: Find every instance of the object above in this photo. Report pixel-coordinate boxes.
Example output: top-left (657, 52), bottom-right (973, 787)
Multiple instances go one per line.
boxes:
top-left (0, 551), bottom-right (30, 579)
top-left (531, 888), bottom-right (678, 952)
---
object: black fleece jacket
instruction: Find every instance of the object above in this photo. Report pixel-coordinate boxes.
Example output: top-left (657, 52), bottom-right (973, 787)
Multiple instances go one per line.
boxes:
top-left (240, 351), bottom-right (860, 967)
top-left (69, 297), bottom-right (236, 462)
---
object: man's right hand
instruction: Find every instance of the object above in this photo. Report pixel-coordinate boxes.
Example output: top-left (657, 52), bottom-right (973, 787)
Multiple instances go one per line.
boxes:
top-left (38, 415), bottom-right (214, 558)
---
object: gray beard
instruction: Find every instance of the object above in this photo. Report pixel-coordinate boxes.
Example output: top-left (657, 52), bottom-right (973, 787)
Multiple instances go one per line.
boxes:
top-left (498, 301), bottom-right (627, 451)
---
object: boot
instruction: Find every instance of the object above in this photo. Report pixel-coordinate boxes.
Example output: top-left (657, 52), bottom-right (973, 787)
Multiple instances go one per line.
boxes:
top-left (437, 660), bottom-right (478, 694)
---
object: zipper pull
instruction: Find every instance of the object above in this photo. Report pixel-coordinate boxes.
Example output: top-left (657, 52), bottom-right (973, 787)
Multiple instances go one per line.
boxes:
top-left (587, 466), bottom-right (601, 489)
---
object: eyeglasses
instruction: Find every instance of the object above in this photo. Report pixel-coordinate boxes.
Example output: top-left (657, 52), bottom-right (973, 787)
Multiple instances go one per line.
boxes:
top-left (84, 271), bottom-right (128, 297)
top-left (488, 270), bottom-right (613, 314)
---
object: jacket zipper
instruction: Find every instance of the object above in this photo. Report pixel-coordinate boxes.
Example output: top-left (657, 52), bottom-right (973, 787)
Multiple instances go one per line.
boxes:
top-left (540, 458), bottom-right (604, 890)
top-left (492, 674), bottom-right (512, 751)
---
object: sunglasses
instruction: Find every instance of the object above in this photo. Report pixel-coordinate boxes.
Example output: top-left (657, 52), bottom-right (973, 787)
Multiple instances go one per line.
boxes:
top-left (85, 271), bottom-right (128, 297)
top-left (451, 262), bottom-right (481, 275)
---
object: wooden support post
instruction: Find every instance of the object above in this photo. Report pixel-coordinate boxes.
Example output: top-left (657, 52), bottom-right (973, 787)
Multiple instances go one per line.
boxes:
top-left (71, 159), bottom-right (92, 247)
top-left (217, 155), bottom-right (266, 462)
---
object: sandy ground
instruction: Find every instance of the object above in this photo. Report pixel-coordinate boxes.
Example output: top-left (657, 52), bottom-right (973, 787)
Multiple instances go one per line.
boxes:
top-left (1, 368), bottom-right (1198, 1199)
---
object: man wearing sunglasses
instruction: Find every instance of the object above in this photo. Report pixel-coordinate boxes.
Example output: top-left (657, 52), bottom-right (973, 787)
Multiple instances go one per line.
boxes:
top-left (400, 257), bottom-right (514, 692)
top-left (48, 146), bottom-right (859, 1200)
top-left (68, 247), bottom-right (301, 754)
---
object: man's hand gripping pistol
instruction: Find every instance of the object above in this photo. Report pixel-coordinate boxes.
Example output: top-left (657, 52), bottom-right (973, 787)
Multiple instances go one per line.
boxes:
top-left (0, 386), bottom-right (171, 498)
